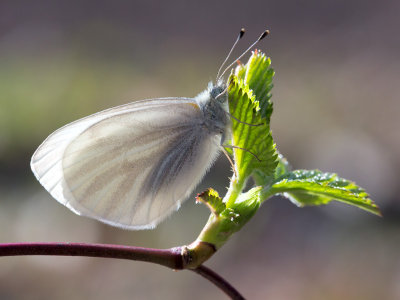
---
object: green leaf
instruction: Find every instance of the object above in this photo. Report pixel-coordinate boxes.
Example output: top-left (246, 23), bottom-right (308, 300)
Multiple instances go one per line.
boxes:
top-left (227, 51), bottom-right (278, 186)
top-left (240, 50), bottom-right (274, 124)
top-left (230, 186), bottom-right (262, 222)
top-left (196, 188), bottom-right (226, 216)
top-left (274, 152), bottom-right (291, 178)
top-left (266, 169), bottom-right (381, 216)
top-left (253, 151), bottom-right (291, 188)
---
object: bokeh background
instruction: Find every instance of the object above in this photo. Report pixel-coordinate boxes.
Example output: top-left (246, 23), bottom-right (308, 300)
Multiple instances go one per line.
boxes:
top-left (1, 1), bottom-right (399, 299)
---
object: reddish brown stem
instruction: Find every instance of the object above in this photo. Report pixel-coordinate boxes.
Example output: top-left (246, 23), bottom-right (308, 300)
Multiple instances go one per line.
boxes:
top-left (191, 265), bottom-right (245, 300)
top-left (0, 242), bottom-right (184, 269)
top-left (0, 242), bottom-right (245, 299)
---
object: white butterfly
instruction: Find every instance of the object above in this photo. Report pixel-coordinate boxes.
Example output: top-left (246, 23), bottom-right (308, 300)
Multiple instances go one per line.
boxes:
top-left (30, 29), bottom-right (268, 229)
top-left (31, 85), bottom-right (228, 229)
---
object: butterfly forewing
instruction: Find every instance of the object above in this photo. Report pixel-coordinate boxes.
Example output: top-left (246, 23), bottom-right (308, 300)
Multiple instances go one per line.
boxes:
top-left (31, 98), bottom-right (221, 229)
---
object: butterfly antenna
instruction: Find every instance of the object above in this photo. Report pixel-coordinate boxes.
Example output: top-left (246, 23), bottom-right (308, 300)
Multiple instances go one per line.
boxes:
top-left (217, 29), bottom-right (270, 81)
top-left (216, 28), bottom-right (246, 82)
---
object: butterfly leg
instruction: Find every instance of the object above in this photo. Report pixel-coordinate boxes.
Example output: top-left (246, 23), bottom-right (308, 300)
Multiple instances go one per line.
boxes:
top-left (218, 132), bottom-right (261, 177)
top-left (225, 111), bottom-right (264, 127)
top-left (222, 144), bottom-right (261, 162)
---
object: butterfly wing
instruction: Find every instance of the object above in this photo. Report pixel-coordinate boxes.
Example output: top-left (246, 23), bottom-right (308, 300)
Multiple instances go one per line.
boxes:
top-left (31, 98), bottom-right (221, 229)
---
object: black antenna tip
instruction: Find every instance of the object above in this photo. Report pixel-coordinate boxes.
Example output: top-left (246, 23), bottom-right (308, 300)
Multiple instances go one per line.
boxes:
top-left (239, 28), bottom-right (245, 39)
top-left (258, 29), bottom-right (270, 41)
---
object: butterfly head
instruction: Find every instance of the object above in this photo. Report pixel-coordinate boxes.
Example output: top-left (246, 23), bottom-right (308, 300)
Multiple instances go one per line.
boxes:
top-left (209, 80), bottom-right (228, 103)
top-left (196, 81), bottom-right (229, 134)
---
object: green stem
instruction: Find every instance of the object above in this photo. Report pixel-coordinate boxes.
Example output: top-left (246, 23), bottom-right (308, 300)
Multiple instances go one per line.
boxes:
top-left (225, 176), bottom-right (245, 207)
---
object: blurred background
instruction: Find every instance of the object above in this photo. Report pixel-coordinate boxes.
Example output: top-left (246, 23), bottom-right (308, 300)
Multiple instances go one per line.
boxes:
top-left (1, 0), bottom-right (399, 299)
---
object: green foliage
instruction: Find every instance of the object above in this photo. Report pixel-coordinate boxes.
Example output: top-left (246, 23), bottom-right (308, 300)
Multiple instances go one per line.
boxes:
top-left (197, 187), bottom-right (262, 249)
top-left (240, 51), bottom-right (274, 123)
top-left (274, 152), bottom-right (292, 178)
top-left (266, 170), bottom-right (381, 215)
top-left (196, 50), bottom-right (380, 250)
top-left (227, 51), bottom-right (277, 187)
top-left (196, 188), bottom-right (226, 216)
